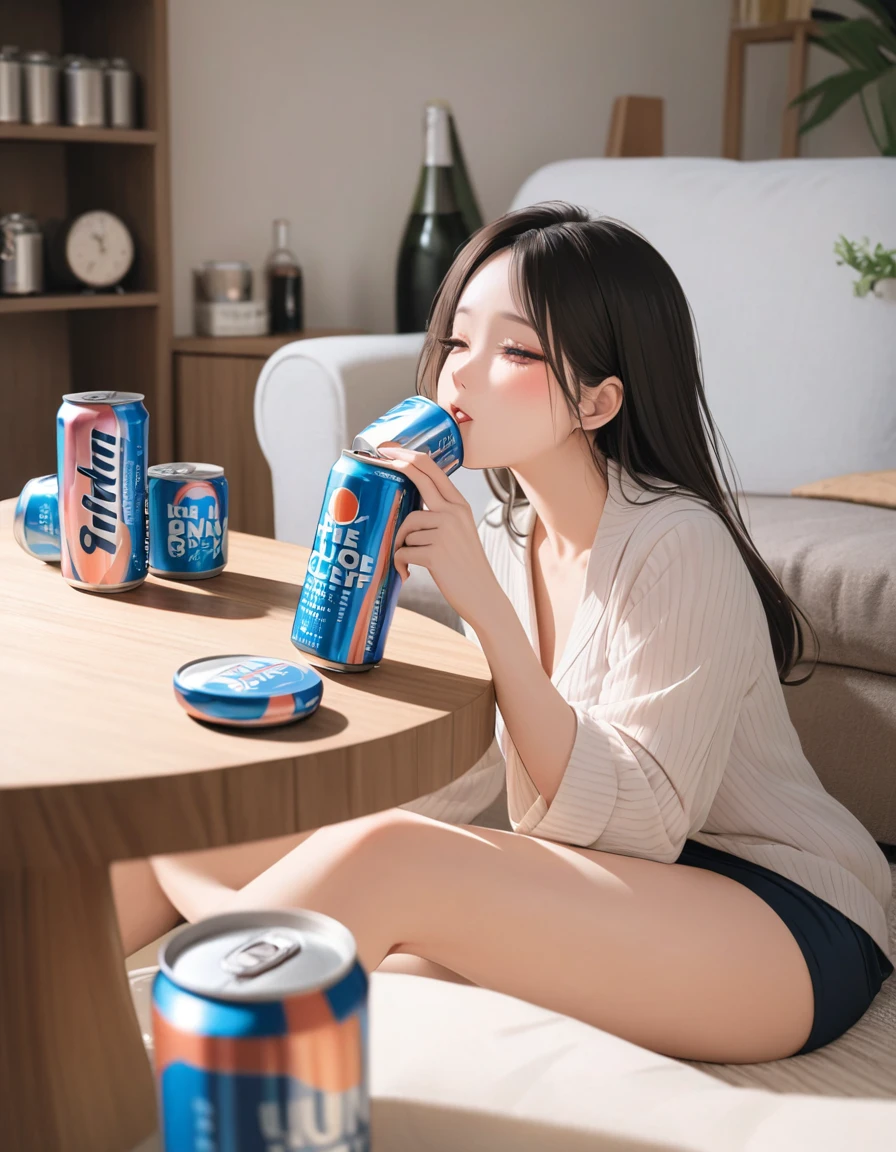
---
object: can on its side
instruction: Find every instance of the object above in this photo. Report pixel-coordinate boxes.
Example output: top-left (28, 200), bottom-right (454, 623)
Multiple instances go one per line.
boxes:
top-left (352, 395), bottom-right (463, 474)
top-left (291, 450), bottom-right (419, 672)
top-left (56, 390), bottom-right (149, 593)
top-left (13, 473), bottom-right (60, 562)
top-left (148, 463), bottom-right (228, 579)
top-left (152, 909), bottom-right (369, 1152)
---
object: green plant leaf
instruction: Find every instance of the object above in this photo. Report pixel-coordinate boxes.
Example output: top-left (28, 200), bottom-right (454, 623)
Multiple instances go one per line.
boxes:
top-left (814, 18), bottom-right (896, 71)
top-left (849, 0), bottom-right (896, 34)
top-left (795, 69), bottom-right (881, 132)
top-left (875, 66), bottom-right (896, 151)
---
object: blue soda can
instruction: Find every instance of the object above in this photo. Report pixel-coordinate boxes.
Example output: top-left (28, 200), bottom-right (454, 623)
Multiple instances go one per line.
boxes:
top-left (152, 909), bottom-right (369, 1152)
top-left (13, 474), bottom-right (61, 562)
top-left (57, 390), bottom-right (149, 593)
top-left (292, 397), bottom-right (463, 672)
top-left (148, 463), bottom-right (228, 579)
top-left (291, 451), bottom-right (418, 671)
top-left (352, 395), bottom-right (463, 472)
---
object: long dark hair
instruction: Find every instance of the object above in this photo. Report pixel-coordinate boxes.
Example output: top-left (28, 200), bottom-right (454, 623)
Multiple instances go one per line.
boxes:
top-left (414, 201), bottom-right (818, 685)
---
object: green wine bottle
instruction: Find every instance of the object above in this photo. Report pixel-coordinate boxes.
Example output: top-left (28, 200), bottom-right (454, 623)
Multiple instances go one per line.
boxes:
top-left (429, 98), bottom-right (484, 235)
top-left (396, 102), bottom-right (472, 333)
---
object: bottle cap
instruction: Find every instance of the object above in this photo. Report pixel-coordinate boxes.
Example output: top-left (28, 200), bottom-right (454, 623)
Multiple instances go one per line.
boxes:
top-left (174, 655), bottom-right (323, 728)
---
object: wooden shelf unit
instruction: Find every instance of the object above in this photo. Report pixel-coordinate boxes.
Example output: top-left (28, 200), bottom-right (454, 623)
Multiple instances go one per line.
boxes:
top-left (0, 0), bottom-right (172, 500)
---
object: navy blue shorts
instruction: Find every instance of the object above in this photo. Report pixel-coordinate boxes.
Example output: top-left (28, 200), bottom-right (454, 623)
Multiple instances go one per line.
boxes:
top-left (676, 838), bottom-right (894, 1056)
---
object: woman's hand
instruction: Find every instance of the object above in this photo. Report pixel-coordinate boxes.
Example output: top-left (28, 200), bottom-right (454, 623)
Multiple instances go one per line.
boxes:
top-left (377, 446), bottom-right (502, 630)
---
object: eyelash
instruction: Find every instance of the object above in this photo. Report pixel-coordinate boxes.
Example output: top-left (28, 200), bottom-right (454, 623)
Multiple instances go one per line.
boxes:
top-left (437, 337), bottom-right (542, 366)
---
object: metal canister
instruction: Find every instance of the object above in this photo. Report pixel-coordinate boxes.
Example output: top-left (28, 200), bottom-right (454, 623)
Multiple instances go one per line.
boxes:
top-left (148, 462), bottom-right (228, 579)
top-left (0, 212), bottom-right (43, 295)
top-left (104, 56), bottom-right (135, 128)
top-left (352, 395), bottom-right (463, 473)
top-left (21, 50), bottom-right (59, 125)
top-left (152, 909), bottom-right (369, 1152)
top-left (56, 390), bottom-right (149, 593)
top-left (64, 56), bottom-right (104, 127)
top-left (13, 474), bottom-right (60, 562)
top-left (0, 46), bottom-right (21, 123)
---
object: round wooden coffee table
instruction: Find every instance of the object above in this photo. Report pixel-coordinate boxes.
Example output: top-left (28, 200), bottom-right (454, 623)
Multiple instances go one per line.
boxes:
top-left (0, 499), bottom-right (494, 1152)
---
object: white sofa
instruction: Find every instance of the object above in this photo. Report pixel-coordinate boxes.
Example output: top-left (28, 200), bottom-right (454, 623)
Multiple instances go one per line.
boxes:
top-left (247, 159), bottom-right (896, 1148)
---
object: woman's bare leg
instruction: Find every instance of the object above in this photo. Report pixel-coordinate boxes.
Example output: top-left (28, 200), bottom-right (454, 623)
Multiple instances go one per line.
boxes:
top-left (111, 830), bottom-right (320, 956)
top-left (150, 807), bottom-right (816, 1064)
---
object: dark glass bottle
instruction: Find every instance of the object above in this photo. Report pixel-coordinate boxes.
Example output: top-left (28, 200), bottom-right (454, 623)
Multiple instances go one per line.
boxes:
top-left (396, 103), bottom-right (471, 334)
top-left (265, 218), bottom-right (303, 333)
top-left (443, 102), bottom-right (484, 236)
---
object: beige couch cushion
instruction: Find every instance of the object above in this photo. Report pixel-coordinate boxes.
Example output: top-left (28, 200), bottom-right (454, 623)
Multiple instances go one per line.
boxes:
top-left (129, 864), bottom-right (896, 1152)
top-left (738, 494), bottom-right (896, 678)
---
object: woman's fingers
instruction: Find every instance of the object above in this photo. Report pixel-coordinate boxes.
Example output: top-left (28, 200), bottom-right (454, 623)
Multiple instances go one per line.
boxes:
top-left (394, 509), bottom-right (439, 550)
top-left (378, 446), bottom-right (467, 509)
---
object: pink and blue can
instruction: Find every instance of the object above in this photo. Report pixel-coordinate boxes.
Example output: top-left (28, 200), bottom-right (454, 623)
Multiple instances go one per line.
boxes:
top-left (13, 474), bottom-right (60, 562)
top-left (152, 909), bottom-right (369, 1152)
top-left (149, 462), bottom-right (228, 579)
top-left (56, 390), bottom-right (149, 592)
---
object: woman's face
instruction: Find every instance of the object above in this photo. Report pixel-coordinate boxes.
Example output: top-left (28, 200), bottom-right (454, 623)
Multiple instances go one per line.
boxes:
top-left (436, 248), bottom-right (580, 471)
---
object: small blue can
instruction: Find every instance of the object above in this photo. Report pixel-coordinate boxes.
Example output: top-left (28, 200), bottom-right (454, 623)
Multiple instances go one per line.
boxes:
top-left (13, 474), bottom-right (61, 563)
top-left (148, 462), bottom-right (228, 580)
top-left (352, 395), bottom-right (463, 472)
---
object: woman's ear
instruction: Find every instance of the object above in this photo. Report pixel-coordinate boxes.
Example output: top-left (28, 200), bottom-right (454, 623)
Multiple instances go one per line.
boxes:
top-left (579, 376), bottom-right (623, 431)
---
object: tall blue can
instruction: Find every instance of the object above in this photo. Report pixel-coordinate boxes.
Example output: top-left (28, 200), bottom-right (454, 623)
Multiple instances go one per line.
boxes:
top-left (291, 452), bottom-right (418, 672)
top-left (13, 474), bottom-right (61, 563)
top-left (57, 390), bottom-right (149, 593)
top-left (148, 463), bottom-right (228, 579)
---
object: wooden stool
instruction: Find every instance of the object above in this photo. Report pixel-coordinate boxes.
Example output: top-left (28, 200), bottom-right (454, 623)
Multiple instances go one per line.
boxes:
top-left (605, 96), bottom-right (664, 158)
top-left (723, 18), bottom-right (819, 159)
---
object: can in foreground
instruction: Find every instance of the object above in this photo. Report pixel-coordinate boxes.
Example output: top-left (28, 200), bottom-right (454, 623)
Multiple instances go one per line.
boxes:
top-left (149, 462), bottom-right (228, 579)
top-left (291, 450), bottom-right (418, 671)
top-left (152, 909), bottom-right (369, 1152)
top-left (352, 394), bottom-right (463, 473)
top-left (56, 390), bottom-right (149, 592)
top-left (13, 473), bottom-right (60, 562)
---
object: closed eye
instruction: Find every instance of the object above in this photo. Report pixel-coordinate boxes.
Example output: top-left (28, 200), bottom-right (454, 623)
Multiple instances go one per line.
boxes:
top-left (437, 337), bottom-right (543, 366)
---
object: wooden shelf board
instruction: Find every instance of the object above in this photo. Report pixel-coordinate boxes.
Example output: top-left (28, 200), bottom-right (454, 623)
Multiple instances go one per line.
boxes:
top-left (0, 124), bottom-right (157, 145)
top-left (731, 19), bottom-right (818, 44)
top-left (172, 329), bottom-right (368, 357)
top-left (0, 292), bottom-right (159, 314)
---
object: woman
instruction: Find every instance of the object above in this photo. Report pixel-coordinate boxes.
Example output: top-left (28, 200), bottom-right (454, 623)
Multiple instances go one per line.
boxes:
top-left (114, 203), bottom-right (893, 1065)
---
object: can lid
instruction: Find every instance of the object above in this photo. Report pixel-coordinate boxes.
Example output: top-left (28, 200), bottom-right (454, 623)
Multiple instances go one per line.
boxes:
top-left (149, 462), bottom-right (224, 479)
top-left (174, 655), bottom-right (322, 727)
top-left (62, 391), bottom-right (145, 405)
top-left (159, 909), bottom-right (359, 1001)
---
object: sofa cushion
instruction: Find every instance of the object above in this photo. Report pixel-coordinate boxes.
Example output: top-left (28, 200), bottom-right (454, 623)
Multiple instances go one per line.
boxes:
top-left (739, 495), bottom-right (896, 677)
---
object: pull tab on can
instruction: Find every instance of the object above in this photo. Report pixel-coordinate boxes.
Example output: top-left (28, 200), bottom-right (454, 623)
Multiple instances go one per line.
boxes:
top-left (220, 930), bottom-right (302, 978)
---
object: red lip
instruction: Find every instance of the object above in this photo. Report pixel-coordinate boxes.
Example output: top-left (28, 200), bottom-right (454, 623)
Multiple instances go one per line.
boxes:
top-left (449, 402), bottom-right (473, 424)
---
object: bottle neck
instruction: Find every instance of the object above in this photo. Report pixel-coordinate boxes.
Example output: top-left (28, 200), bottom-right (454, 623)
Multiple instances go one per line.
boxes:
top-left (424, 103), bottom-right (451, 167)
top-left (413, 104), bottom-right (459, 216)
top-left (273, 219), bottom-right (290, 250)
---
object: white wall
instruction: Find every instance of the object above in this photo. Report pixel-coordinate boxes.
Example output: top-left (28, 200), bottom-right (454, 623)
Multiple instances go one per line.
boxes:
top-left (168, 0), bottom-right (874, 337)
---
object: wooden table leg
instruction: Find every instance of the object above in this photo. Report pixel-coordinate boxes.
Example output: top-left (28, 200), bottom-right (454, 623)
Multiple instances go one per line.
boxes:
top-left (0, 866), bottom-right (157, 1152)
